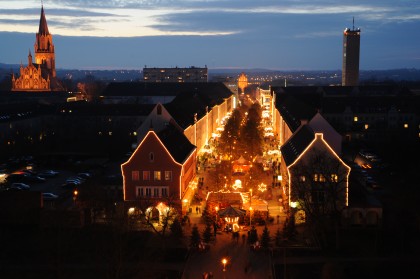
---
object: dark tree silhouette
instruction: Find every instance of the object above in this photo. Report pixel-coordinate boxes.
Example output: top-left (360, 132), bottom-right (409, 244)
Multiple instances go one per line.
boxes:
top-left (247, 226), bottom-right (258, 244)
top-left (219, 109), bottom-right (242, 158)
top-left (283, 216), bottom-right (298, 241)
top-left (190, 224), bottom-right (201, 248)
top-left (260, 225), bottom-right (271, 249)
top-left (170, 217), bottom-right (184, 239)
top-left (274, 228), bottom-right (283, 247)
top-left (202, 223), bottom-right (213, 243)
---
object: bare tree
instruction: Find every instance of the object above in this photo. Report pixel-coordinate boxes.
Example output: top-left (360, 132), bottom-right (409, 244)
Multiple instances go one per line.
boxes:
top-left (134, 194), bottom-right (181, 240)
top-left (289, 149), bottom-right (349, 249)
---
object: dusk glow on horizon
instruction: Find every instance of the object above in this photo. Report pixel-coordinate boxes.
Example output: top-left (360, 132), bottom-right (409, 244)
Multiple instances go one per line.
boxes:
top-left (1, 0), bottom-right (419, 70)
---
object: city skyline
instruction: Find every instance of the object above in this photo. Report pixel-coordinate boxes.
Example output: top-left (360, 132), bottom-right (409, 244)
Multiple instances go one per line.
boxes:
top-left (1, 0), bottom-right (420, 71)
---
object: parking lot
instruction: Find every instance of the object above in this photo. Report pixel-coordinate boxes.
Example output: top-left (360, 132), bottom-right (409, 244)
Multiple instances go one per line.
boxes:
top-left (0, 156), bottom-right (106, 208)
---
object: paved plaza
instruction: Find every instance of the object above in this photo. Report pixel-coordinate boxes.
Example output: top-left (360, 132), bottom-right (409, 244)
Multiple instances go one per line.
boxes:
top-left (181, 188), bottom-right (287, 279)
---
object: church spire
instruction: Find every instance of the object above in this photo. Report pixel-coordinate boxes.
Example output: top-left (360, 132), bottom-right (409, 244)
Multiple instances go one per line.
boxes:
top-left (28, 49), bottom-right (32, 65)
top-left (38, 4), bottom-right (50, 35)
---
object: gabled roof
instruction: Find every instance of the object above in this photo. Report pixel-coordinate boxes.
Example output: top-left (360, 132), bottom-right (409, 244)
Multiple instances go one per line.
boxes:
top-left (164, 83), bottom-right (232, 129)
top-left (102, 82), bottom-right (231, 99)
top-left (101, 82), bottom-right (233, 129)
top-left (276, 95), bottom-right (318, 132)
top-left (308, 112), bottom-right (342, 155)
top-left (156, 122), bottom-right (196, 164)
top-left (38, 6), bottom-right (49, 35)
top-left (102, 82), bottom-right (181, 97)
top-left (280, 125), bottom-right (315, 166)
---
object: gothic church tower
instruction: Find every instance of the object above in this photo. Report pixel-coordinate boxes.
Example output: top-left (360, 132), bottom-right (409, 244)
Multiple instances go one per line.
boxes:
top-left (35, 5), bottom-right (56, 78)
top-left (12, 4), bottom-right (62, 91)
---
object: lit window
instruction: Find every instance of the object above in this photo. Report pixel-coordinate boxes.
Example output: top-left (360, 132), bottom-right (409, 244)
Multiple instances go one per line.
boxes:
top-left (331, 174), bottom-right (338, 182)
top-left (299, 176), bottom-right (306, 182)
top-left (404, 123), bottom-right (408, 128)
top-left (108, 131), bottom-right (112, 136)
top-left (364, 124), bottom-right (369, 130)
top-left (142, 171), bottom-right (150, 181)
top-left (165, 171), bottom-right (172, 181)
top-left (132, 171), bottom-right (139, 181)
top-left (313, 174), bottom-right (325, 182)
top-left (353, 116), bottom-right (358, 122)
top-left (154, 171), bottom-right (161, 181)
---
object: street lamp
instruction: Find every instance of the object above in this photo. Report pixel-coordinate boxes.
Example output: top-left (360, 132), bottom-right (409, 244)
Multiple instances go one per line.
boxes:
top-left (73, 189), bottom-right (78, 205)
top-left (250, 188), bottom-right (253, 203)
top-left (249, 206), bottom-right (253, 226)
top-left (222, 258), bottom-right (228, 271)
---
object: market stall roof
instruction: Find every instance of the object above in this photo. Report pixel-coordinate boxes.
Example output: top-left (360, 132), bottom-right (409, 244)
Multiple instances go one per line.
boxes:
top-left (218, 205), bottom-right (246, 218)
top-left (233, 155), bottom-right (252, 165)
top-left (206, 191), bottom-right (244, 207)
top-left (232, 155), bottom-right (252, 173)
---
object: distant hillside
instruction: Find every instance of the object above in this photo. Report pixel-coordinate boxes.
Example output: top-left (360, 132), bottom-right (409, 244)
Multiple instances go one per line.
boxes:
top-left (1, 62), bottom-right (419, 84)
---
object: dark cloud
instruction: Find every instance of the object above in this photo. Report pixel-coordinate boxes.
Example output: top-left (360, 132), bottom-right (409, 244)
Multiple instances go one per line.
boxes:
top-left (0, 8), bottom-right (116, 17)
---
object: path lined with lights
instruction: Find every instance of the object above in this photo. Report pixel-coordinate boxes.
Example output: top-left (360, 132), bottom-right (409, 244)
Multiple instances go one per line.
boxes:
top-left (182, 211), bottom-right (274, 279)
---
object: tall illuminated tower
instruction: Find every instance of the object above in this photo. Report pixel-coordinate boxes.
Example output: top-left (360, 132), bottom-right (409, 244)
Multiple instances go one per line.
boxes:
top-left (342, 18), bottom-right (360, 86)
top-left (34, 5), bottom-right (56, 78)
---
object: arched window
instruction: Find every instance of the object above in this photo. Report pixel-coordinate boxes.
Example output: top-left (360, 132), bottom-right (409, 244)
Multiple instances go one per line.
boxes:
top-left (149, 152), bottom-right (154, 162)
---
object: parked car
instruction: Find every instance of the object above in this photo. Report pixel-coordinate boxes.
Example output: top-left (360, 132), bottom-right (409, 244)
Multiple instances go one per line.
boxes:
top-left (66, 178), bottom-right (83, 185)
top-left (6, 172), bottom-right (27, 183)
top-left (23, 174), bottom-right (46, 183)
top-left (22, 169), bottom-right (37, 175)
top-left (38, 170), bottom-right (59, 178)
top-left (10, 182), bottom-right (31, 190)
top-left (42, 192), bottom-right (59, 201)
top-left (9, 182), bottom-right (30, 191)
top-left (77, 172), bottom-right (92, 179)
